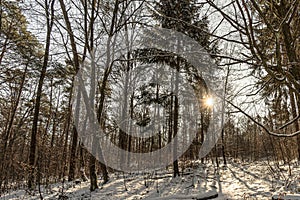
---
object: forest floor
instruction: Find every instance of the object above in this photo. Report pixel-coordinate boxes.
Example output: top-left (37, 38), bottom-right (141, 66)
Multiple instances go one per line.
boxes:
top-left (1, 159), bottom-right (300, 199)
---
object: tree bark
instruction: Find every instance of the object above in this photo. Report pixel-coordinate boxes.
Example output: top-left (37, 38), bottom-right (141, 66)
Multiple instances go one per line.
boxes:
top-left (290, 91), bottom-right (300, 160)
top-left (58, 0), bottom-right (83, 182)
top-left (28, 0), bottom-right (55, 189)
top-left (172, 57), bottom-right (180, 177)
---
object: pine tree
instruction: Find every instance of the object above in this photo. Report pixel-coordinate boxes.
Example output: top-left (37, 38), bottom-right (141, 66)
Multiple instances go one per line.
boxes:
top-left (154, 0), bottom-right (211, 49)
top-left (136, 0), bottom-right (217, 177)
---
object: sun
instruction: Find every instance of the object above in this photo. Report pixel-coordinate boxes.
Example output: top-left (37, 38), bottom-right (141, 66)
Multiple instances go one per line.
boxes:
top-left (205, 97), bottom-right (214, 107)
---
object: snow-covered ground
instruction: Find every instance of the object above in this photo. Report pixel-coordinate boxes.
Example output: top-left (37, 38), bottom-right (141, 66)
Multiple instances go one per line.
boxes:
top-left (1, 159), bottom-right (300, 199)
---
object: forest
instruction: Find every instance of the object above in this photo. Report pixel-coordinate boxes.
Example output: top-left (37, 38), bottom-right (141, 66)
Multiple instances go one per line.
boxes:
top-left (0, 0), bottom-right (300, 199)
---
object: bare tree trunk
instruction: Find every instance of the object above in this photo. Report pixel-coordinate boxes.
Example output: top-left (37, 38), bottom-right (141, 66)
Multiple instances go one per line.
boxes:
top-left (172, 57), bottom-right (180, 177)
top-left (68, 127), bottom-right (78, 181)
top-left (88, 0), bottom-right (122, 190)
top-left (119, 56), bottom-right (130, 169)
top-left (95, 83), bottom-right (109, 186)
top-left (89, 155), bottom-right (98, 191)
top-left (200, 112), bottom-right (205, 163)
top-left (127, 93), bottom-right (134, 167)
top-left (58, 0), bottom-right (85, 183)
top-left (61, 85), bottom-right (73, 180)
top-left (221, 128), bottom-right (226, 165)
top-left (46, 85), bottom-right (60, 185)
top-left (167, 92), bottom-right (173, 169)
top-left (28, 0), bottom-right (55, 189)
top-left (221, 65), bottom-right (230, 166)
top-left (290, 91), bottom-right (300, 160)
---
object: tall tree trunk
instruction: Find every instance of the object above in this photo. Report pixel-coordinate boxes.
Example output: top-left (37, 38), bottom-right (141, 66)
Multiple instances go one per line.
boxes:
top-left (119, 62), bottom-right (130, 169)
top-left (28, 0), bottom-right (55, 189)
top-left (172, 57), bottom-right (180, 178)
top-left (46, 85), bottom-right (60, 185)
top-left (79, 143), bottom-right (88, 182)
top-left (89, 156), bottom-right (98, 191)
top-left (167, 92), bottom-right (173, 169)
top-left (61, 83), bottom-right (73, 179)
top-left (290, 91), bottom-right (300, 160)
top-left (88, 0), bottom-right (122, 190)
top-left (68, 127), bottom-right (78, 181)
top-left (200, 112), bottom-right (205, 163)
top-left (119, 16), bottom-right (132, 169)
top-left (89, 2), bottom-right (98, 187)
top-left (95, 70), bottom-right (110, 186)
top-left (221, 65), bottom-right (230, 166)
top-left (58, 0), bottom-right (83, 182)
top-left (127, 93), bottom-right (134, 167)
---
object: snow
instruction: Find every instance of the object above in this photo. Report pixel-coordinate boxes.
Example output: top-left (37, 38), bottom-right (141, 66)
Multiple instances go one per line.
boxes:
top-left (1, 159), bottom-right (300, 200)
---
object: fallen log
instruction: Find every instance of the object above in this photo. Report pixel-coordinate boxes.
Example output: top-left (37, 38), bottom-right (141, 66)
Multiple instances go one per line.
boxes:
top-left (272, 194), bottom-right (300, 200)
top-left (148, 190), bottom-right (218, 200)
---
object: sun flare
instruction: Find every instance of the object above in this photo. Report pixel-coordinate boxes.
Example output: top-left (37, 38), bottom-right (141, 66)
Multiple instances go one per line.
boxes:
top-left (205, 97), bottom-right (214, 107)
